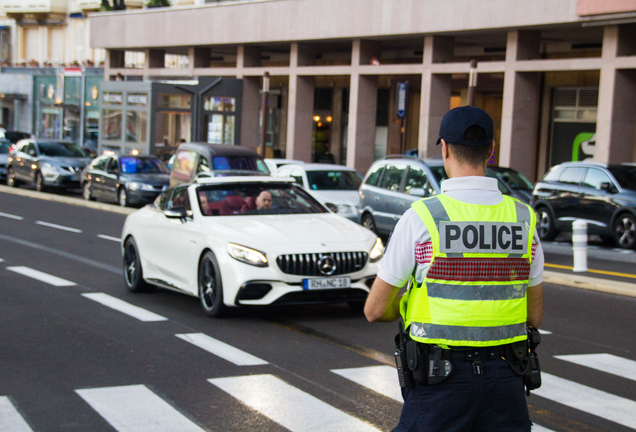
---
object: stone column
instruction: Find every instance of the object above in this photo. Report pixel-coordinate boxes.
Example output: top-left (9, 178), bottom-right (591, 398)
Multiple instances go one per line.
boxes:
top-left (499, 31), bottom-right (541, 179)
top-left (145, 49), bottom-right (165, 69)
top-left (346, 39), bottom-right (379, 173)
top-left (331, 87), bottom-right (344, 164)
top-left (286, 43), bottom-right (315, 162)
top-left (240, 76), bottom-right (261, 151)
top-left (418, 36), bottom-right (453, 159)
top-left (595, 25), bottom-right (636, 164)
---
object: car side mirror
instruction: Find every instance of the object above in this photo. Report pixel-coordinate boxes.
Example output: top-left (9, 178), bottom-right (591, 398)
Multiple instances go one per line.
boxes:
top-left (600, 182), bottom-right (617, 193)
top-left (409, 187), bottom-right (426, 197)
top-left (325, 202), bottom-right (338, 213)
top-left (165, 206), bottom-right (188, 219)
top-left (28, 149), bottom-right (36, 156)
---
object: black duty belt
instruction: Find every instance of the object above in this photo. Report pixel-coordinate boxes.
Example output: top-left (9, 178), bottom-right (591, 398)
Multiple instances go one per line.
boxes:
top-left (448, 345), bottom-right (508, 360)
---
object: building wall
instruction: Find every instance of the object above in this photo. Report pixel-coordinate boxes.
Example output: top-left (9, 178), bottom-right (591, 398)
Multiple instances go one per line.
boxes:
top-left (0, 73), bottom-right (33, 131)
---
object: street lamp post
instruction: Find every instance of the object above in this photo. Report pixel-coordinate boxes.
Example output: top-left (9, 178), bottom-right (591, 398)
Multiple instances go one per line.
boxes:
top-left (467, 59), bottom-right (477, 106)
top-left (259, 72), bottom-right (270, 157)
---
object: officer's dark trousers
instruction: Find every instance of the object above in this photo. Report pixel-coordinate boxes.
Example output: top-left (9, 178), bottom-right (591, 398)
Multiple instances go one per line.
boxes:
top-left (392, 356), bottom-right (531, 432)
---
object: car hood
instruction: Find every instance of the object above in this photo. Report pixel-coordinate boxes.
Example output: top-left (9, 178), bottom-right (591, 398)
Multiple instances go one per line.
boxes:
top-left (307, 190), bottom-right (360, 206)
top-left (40, 156), bottom-right (90, 167)
top-left (122, 173), bottom-right (170, 185)
top-left (200, 213), bottom-right (374, 247)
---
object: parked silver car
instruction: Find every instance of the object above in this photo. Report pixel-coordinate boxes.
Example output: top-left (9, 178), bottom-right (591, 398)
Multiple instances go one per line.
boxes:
top-left (358, 156), bottom-right (520, 235)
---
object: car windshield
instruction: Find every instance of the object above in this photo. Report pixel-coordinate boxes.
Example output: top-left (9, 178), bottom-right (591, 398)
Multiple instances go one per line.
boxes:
top-left (306, 170), bottom-right (362, 191)
top-left (428, 165), bottom-right (449, 185)
top-left (608, 167), bottom-right (636, 191)
top-left (120, 157), bottom-right (168, 174)
top-left (489, 167), bottom-right (534, 190)
top-left (196, 183), bottom-right (327, 216)
top-left (38, 142), bottom-right (86, 157)
top-left (212, 156), bottom-right (269, 174)
top-left (0, 140), bottom-right (10, 154)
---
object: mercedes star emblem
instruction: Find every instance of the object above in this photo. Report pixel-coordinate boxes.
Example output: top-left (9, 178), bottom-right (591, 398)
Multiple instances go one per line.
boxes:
top-left (318, 255), bottom-right (337, 276)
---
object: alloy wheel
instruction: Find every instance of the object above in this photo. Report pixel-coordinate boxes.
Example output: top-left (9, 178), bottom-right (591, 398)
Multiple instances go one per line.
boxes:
top-left (35, 172), bottom-right (44, 192)
top-left (538, 210), bottom-right (551, 238)
top-left (83, 182), bottom-right (92, 200)
top-left (119, 188), bottom-right (127, 207)
top-left (362, 214), bottom-right (377, 234)
top-left (7, 167), bottom-right (15, 187)
top-left (200, 259), bottom-right (217, 310)
top-left (124, 243), bottom-right (138, 286)
top-left (615, 215), bottom-right (636, 249)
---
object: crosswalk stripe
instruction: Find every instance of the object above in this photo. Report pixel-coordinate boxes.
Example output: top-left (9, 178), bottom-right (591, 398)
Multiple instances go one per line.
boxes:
top-left (533, 372), bottom-right (636, 429)
top-left (555, 353), bottom-right (636, 382)
top-left (331, 366), bottom-right (402, 402)
top-left (209, 374), bottom-right (381, 432)
top-left (540, 330), bottom-right (552, 335)
top-left (35, 221), bottom-right (82, 233)
top-left (82, 293), bottom-right (167, 322)
top-left (0, 211), bottom-right (23, 220)
top-left (0, 396), bottom-right (33, 432)
top-left (0, 258), bottom-right (4, 262)
top-left (176, 333), bottom-right (268, 366)
top-left (97, 234), bottom-right (121, 242)
top-left (6, 266), bottom-right (76, 287)
top-left (76, 384), bottom-right (204, 432)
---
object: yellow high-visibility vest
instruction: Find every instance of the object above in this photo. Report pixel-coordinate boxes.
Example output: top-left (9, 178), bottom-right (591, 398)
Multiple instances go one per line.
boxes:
top-left (400, 194), bottom-right (536, 347)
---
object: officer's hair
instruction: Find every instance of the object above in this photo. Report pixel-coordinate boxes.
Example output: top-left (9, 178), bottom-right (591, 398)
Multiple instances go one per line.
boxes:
top-left (448, 125), bottom-right (493, 168)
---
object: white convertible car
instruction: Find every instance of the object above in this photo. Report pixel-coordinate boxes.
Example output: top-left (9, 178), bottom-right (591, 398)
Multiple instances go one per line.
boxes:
top-left (121, 176), bottom-right (383, 317)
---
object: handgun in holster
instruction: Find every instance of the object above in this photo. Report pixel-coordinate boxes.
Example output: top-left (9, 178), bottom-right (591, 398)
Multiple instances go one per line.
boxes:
top-left (395, 322), bottom-right (452, 387)
top-left (507, 326), bottom-right (542, 395)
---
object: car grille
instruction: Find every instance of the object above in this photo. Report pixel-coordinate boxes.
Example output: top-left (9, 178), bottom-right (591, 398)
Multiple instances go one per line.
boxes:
top-left (61, 166), bottom-right (82, 173)
top-left (276, 252), bottom-right (368, 276)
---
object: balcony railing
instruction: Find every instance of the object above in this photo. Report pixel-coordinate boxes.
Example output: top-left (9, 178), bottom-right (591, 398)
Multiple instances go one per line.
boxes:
top-left (0, 0), bottom-right (68, 14)
top-left (76, 0), bottom-right (144, 11)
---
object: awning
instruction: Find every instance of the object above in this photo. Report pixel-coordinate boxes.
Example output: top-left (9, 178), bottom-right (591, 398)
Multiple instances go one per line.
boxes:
top-left (0, 93), bottom-right (27, 101)
top-left (69, 12), bottom-right (84, 19)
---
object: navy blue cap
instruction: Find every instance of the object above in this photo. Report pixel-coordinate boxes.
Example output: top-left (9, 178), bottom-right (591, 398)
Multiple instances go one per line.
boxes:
top-left (436, 106), bottom-right (494, 146)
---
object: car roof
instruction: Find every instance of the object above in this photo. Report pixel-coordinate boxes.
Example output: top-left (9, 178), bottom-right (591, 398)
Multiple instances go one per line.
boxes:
top-left (287, 163), bottom-right (357, 172)
top-left (265, 158), bottom-right (305, 163)
top-left (194, 176), bottom-right (294, 185)
top-left (177, 142), bottom-right (262, 158)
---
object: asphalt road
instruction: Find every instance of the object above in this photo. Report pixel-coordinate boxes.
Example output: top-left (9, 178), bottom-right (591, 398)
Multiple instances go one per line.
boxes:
top-left (1, 189), bottom-right (635, 432)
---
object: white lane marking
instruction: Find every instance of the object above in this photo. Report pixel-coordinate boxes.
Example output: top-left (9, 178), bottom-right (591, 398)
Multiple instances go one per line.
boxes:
top-left (6, 266), bottom-right (76, 287)
top-left (0, 258), bottom-right (4, 262)
top-left (175, 333), bottom-right (268, 366)
top-left (76, 384), bottom-right (204, 432)
top-left (532, 425), bottom-right (556, 432)
top-left (0, 397), bottom-right (33, 432)
top-left (0, 211), bottom-right (23, 220)
top-left (533, 372), bottom-right (636, 429)
top-left (209, 374), bottom-right (381, 432)
top-left (35, 221), bottom-right (82, 233)
top-left (555, 353), bottom-right (636, 382)
top-left (331, 366), bottom-right (402, 402)
top-left (81, 293), bottom-right (167, 322)
top-left (97, 234), bottom-right (121, 242)
top-left (540, 330), bottom-right (552, 335)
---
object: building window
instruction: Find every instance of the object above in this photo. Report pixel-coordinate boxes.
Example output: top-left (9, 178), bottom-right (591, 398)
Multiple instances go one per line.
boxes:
top-left (158, 93), bottom-right (191, 109)
top-left (126, 111), bottom-right (148, 143)
top-left (102, 109), bottom-right (123, 140)
top-left (203, 96), bottom-right (236, 145)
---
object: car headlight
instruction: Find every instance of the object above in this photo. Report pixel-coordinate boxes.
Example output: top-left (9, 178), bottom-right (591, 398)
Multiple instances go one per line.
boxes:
top-left (369, 237), bottom-right (385, 263)
top-left (227, 243), bottom-right (268, 267)
top-left (127, 182), bottom-right (155, 191)
top-left (336, 204), bottom-right (354, 214)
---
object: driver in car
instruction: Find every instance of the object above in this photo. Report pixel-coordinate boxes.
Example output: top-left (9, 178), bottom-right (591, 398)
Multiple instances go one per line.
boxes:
top-left (255, 190), bottom-right (273, 210)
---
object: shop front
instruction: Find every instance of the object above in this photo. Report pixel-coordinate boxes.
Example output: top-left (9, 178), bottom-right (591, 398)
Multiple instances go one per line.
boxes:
top-left (98, 77), bottom-right (242, 159)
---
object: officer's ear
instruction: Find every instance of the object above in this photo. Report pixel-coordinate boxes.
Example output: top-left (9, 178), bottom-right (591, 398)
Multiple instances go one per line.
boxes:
top-left (488, 140), bottom-right (496, 161)
top-left (441, 139), bottom-right (450, 160)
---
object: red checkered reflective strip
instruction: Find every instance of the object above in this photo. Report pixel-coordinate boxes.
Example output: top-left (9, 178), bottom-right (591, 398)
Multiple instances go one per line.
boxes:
top-left (415, 242), bottom-right (433, 264)
top-left (531, 242), bottom-right (537, 259)
top-left (427, 257), bottom-right (531, 281)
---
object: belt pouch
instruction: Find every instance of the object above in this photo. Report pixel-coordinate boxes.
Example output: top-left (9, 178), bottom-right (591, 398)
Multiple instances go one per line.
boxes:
top-left (407, 341), bottom-right (429, 385)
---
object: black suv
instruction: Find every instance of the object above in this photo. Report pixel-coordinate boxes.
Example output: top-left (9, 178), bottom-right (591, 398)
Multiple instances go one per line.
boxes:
top-left (531, 162), bottom-right (636, 249)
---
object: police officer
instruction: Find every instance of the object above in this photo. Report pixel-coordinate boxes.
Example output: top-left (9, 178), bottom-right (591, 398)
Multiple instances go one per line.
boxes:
top-left (364, 106), bottom-right (544, 432)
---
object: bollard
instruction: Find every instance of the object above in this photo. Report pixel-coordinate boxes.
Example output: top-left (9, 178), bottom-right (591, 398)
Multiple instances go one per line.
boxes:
top-left (572, 219), bottom-right (588, 272)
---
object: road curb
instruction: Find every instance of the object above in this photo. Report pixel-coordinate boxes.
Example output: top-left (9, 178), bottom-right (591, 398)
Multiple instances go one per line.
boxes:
top-left (0, 185), bottom-right (136, 215)
top-left (543, 270), bottom-right (636, 298)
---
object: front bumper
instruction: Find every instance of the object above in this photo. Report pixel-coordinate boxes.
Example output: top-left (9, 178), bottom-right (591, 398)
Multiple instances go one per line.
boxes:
top-left (44, 173), bottom-right (81, 189)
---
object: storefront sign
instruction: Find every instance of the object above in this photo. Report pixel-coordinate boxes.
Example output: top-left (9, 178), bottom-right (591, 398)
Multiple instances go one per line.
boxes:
top-left (127, 93), bottom-right (149, 106)
top-left (397, 82), bottom-right (407, 118)
top-left (103, 92), bottom-right (123, 105)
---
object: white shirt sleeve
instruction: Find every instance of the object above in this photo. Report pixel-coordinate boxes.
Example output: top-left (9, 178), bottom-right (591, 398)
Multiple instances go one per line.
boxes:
top-left (529, 230), bottom-right (544, 286)
top-left (377, 209), bottom-right (430, 288)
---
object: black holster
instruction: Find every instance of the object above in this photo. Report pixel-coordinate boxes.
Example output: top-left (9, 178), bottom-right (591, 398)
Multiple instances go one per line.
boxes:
top-left (395, 323), bottom-right (452, 387)
top-left (506, 327), bottom-right (542, 395)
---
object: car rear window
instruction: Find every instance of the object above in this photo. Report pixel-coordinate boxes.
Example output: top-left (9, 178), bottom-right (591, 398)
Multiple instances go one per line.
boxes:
top-left (364, 164), bottom-right (384, 187)
top-left (306, 170), bottom-right (362, 191)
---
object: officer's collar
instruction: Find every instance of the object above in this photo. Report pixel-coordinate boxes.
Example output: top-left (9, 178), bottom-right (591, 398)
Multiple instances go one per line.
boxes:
top-left (440, 176), bottom-right (500, 193)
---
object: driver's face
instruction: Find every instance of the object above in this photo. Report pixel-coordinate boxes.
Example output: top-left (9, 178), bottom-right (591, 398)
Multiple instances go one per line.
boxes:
top-left (256, 191), bottom-right (272, 209)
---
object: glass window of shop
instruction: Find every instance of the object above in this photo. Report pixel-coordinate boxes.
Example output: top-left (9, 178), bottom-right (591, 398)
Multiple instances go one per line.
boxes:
top-left (62, 77), bottom-right (82, 143)
top-left (202, 96), bottom-right (236, 145)
top-left (157, 92), bottom-right (192, 147)
top-left (84, 77), bottom-right (101, 154)
top-left (35, 76), bottom-right (62, 139)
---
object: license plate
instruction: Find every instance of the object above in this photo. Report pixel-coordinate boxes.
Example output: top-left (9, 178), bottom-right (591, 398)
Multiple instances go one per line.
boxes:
top-left (303, 277), bottom-right (351, 290)
top-left (71, 174), bottom-right (80, 181)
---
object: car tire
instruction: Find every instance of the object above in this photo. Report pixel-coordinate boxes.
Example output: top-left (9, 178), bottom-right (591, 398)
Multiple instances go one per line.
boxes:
top-left (198, 251), bottom-right (227, 317)
top-left (361, 213), bottom-right (378, 235)
top-left (613, 213), bottom-right (636, 249)
top-left (35, 171), bottom-right (46, 192)
top-left (123, 237), bottom-right (153, 292)
top-left (535, 206), bottom-right (557, 241)
top-left (7, 167), bottom-right (19, 187)
top-left (118, 187), bottom-right (128, 207)
top-left (83, 181), bottom-right (95, 201)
